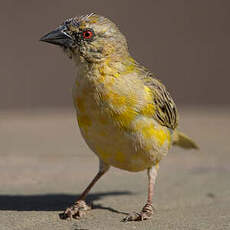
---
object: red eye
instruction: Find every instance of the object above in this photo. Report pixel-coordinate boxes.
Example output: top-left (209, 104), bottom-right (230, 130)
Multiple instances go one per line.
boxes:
top-left (83, 30), bottom-right (94, 39)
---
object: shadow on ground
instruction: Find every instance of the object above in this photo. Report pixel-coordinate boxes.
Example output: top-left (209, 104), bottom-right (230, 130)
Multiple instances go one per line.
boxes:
top-left (0, 192), bottom-right (132, 214)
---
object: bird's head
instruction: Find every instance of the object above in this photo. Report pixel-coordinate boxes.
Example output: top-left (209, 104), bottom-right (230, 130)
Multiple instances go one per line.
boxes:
top-left (40, 13), bottom-right (128, 63)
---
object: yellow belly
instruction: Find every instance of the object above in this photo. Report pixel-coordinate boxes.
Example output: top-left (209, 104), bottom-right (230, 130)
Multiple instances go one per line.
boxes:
top-left (72, 72), bottom-right (171, 172)
top-left (74, 98), bottom-right (171, 172)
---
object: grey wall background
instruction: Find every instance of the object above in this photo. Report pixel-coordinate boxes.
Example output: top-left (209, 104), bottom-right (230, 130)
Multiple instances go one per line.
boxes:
top-left (1, 0), bottom-right (229, 109)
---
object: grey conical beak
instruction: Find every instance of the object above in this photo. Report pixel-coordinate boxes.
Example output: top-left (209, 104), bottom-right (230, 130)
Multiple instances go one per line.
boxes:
top-left (40, 25), bottom-right (74, 48)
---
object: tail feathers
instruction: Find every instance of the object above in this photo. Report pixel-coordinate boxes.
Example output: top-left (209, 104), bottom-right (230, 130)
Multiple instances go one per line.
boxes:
top-left (172, 130), bottom-right (199, 149)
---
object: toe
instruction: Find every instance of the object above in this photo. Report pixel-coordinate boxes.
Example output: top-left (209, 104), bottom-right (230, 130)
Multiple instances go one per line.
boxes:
top-left (122, 204), bottom-right (155, 222)
top-left (59, 208), bottom-right (73, 220)
top-left (122, 212), bottom-right (141, 222)
top-left (60, 200), bottom-right (91, 220)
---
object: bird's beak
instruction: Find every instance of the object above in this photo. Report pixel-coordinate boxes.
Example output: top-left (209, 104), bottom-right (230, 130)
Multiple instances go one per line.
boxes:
top-left (40, 25), bottom-right (74, 48)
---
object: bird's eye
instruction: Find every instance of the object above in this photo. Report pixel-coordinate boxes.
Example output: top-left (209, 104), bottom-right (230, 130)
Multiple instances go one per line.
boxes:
top-left (82, 29), bottom-right (94, 40)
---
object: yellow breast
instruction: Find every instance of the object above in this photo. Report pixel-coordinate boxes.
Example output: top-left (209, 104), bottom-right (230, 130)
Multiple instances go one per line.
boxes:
top-left (72, 61), bottom-right (171, 172)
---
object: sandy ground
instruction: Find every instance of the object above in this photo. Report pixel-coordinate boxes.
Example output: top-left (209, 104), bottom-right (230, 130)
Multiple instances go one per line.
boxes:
top-left (0, 107), bottom-right (229, 230)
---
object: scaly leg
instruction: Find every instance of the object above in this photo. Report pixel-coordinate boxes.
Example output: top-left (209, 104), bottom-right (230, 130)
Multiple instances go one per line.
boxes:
top-left (61, 160), bottom-right (110, 219)
top-left (123, 164), bottom-right (159, 221)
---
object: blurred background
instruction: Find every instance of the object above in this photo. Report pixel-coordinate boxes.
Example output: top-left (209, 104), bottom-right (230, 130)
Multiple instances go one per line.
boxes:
top-left (1, 0), bottom-right (230, 109)
top-left (0, 1), bottom-right (230, 229)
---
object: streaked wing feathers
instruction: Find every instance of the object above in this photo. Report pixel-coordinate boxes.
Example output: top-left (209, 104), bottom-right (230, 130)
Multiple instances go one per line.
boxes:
top-left (143, 72), bottom-right (178, 130)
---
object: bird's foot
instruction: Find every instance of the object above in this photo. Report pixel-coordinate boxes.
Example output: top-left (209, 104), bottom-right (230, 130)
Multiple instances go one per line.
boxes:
top-left (122, 203), bottom-right (154, 222)
top-left (60, 200), bottom-right (91, 220)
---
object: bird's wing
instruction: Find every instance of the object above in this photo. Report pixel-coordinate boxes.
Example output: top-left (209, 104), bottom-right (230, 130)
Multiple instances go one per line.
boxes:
top-left (141, 70), bottom-right (179, 130)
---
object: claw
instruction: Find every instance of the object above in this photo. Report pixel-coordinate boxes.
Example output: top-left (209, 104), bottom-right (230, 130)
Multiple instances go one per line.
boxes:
top-left (122, 203), bottom-right (154, 222)
top-left (60, 200), bottom-right (91, 220)
top-left (122, 212), bottom-right (141, 222)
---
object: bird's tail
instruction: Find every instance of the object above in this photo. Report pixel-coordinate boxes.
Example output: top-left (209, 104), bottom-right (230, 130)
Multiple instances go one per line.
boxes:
top-left (172, 130), bottom-right (199, 149)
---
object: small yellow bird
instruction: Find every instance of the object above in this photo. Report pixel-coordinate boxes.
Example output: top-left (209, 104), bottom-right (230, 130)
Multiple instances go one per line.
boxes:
top-left (40, 13), bottom-right (198, 221)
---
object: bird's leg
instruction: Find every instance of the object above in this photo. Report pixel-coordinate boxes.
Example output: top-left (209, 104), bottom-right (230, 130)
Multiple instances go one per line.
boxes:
top-left (123, 164), bottom-right (159, 221)
top-left (61, 160), bottom-right (110, 220)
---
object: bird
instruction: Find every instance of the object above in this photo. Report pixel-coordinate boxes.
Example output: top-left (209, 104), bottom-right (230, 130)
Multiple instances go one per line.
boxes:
top-left (40, 13), bottom-right (198, 221)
